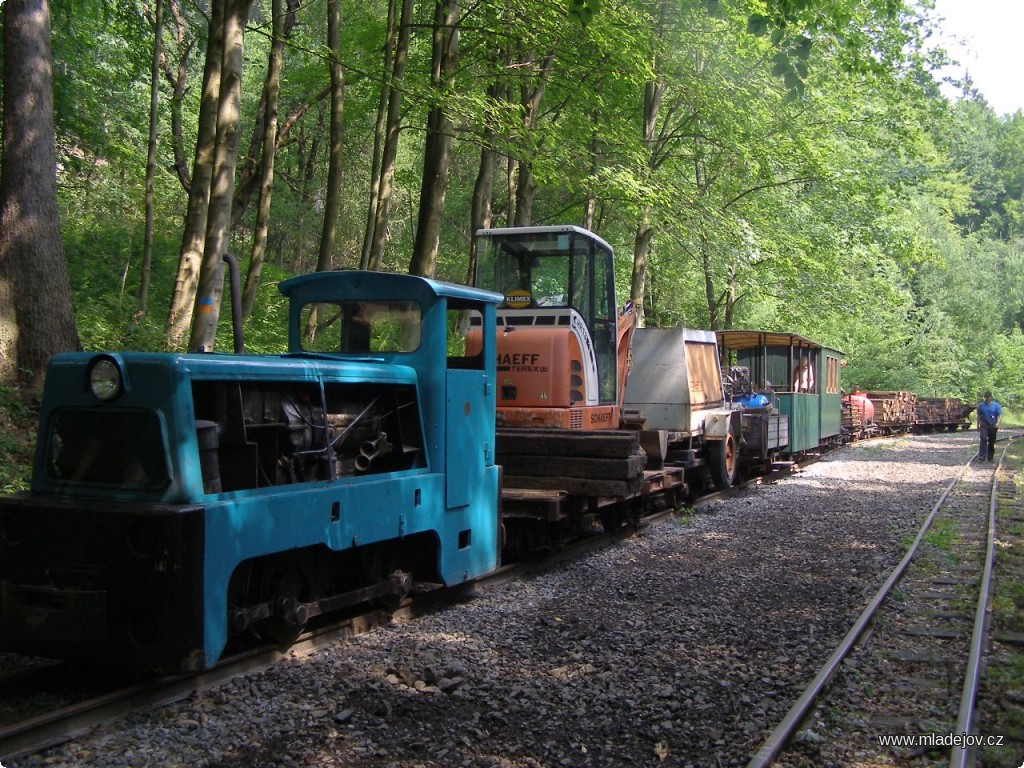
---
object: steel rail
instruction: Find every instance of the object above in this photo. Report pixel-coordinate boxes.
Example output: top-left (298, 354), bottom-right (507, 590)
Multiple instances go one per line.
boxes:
top-left (949, 440), bottom-right (1009, 768)
top-left (0, 608), bottom-right (397, 763)
top-left (746, 448), bottom-right (975, 768)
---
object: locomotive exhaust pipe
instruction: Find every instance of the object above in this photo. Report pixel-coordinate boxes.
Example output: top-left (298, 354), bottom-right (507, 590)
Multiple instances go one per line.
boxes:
top-left (355, 432), bottom-right (391, 472)
top-left (223, 252), bottom-right (244, 353)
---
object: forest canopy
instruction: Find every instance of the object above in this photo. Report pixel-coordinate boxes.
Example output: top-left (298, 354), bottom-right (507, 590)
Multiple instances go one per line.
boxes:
top-left (1, 0), bottom-right (1022, 407)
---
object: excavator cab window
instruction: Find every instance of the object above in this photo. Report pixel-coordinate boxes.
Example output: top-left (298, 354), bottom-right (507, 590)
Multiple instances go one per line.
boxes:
top-left (476, 227), bottom-right (619, 406)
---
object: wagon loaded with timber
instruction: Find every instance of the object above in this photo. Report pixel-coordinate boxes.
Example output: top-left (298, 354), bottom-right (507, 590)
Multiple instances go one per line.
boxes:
top-left (841, 391), bottom-right (875, 441)
top-left (865, 391), bottom-right (917, 434)
top-left (914, 396), bottom-right (973, 432)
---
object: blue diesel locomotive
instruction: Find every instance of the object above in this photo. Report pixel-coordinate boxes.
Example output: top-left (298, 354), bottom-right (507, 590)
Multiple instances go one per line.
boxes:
top-left (0, 270), bottom-right (503, 673)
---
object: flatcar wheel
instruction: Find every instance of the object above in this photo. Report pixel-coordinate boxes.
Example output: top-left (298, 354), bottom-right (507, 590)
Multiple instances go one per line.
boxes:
top-left (664, 486), bottom-right (682, 511)
top-left (255, 561), bottom-right (308, 643)
top-left (600, 506), bottom-right (623, 533)
top-left (709, 432), bottom-right (738, 491)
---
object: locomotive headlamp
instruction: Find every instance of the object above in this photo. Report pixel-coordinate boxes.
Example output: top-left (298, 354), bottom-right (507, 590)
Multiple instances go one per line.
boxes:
top-left (88, 357), bottom-right (123, 401)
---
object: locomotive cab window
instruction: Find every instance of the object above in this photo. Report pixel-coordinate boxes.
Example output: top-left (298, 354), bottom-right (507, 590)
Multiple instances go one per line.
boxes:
top-left (299, 300), bottom-right (421, 354)
top-left (447, 303), bottom-right (485, 370)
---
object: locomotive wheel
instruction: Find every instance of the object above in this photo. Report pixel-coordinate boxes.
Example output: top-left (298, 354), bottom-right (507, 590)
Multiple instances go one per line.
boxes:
top-left (709, 432), bottom-right (738, 490)
top-left (255, 559), bottom-right (309, 643)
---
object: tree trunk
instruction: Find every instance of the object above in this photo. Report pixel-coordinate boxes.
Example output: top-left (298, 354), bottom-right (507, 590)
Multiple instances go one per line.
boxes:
top-left (162, 0), bottom-right (194, 192)
top-left (701, 227), bottom-right (720, 329)
top-left (188, 0), bottom-right (250, 352)
top-left (466, 144), bottom-right (495, 284)
top-left (0, 0), bottom-right (81, 386)
top-left (630, 72), bottom-right (665, 328)
top-left (467, 79), bottom-right (503, 284)
top-left (513, 160), bottom-right (535, 227)
top-left (722, 267), bottom-right (738, 329)
top-left (510, 53), bottom-right (553, 229)
top-left (582, 127), bottom-right (601, 231)
top-left (316, 0), bottom-right (345, 274)
top-left (409, 0), bottom-right (459, 279)
top-left (305, 0), bottom-right (345, 342)
top-left (365, 0), bottom-right (412, 272)
top-left (631, 211), bottom-right (653, 329)
top-left (242, 0), bottom-right (286, 319)
top-left (166, 0), bottom-right (225, 349)
top-left (506, 157), bottom-right (518, 227)
top-left (139, 0), bottom-right (164, 316)
top-left (629, 0), bottom-right (668, 327)
top-left (229, 0), bottom-right (298, 235)
top-left (294, 125), bottom-right (321, 272)
top-left (360, 0), bottom-right (396, 270)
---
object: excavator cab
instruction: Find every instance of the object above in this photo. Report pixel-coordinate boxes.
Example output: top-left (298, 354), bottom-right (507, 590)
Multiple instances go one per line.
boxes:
top-left (474, 226), bottom-right (633, 429)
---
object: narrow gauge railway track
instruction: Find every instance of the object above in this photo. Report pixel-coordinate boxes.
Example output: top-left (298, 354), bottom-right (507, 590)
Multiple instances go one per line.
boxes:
top-left (0, 604), bottom-right (410, 763)
top-left (0, 453), bottom-right (832, 765)
top-left (0, 478), bottom-right (692, 764)
top-left (748, 441), bottom-right (1011, 768)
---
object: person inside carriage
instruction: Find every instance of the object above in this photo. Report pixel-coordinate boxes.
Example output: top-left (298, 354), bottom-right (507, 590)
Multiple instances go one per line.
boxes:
top-left (792, 356), bottom-right (814, 393)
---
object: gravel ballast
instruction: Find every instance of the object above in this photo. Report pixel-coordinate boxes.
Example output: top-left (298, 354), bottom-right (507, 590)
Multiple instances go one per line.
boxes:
top-left (16, 432), bottom-right (981, 768)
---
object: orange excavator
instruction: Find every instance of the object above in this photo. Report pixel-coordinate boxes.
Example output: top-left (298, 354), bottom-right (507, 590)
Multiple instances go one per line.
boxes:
top-left (473, 225), bottom-right (635, 430)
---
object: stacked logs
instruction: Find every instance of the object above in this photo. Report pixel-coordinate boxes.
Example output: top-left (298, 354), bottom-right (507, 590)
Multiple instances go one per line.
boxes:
top-left (866, 391), bottom-right (917, 428)
top-left (915, 397), bottom-right (971, 430)
top-left (842, 399), bottom-right (865, 431)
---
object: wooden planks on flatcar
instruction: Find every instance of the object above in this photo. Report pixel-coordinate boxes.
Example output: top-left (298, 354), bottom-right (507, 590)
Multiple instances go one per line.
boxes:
top-left (914, 396), bottom-right (971, 430)
top-left (866, 391), bottom-right (917, 425)
top-left (496, 429), bottom-right (647, 497)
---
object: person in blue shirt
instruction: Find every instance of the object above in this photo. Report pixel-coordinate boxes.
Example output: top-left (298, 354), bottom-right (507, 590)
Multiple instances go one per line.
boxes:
top-left (976, 390), bottom-right (1003, 462)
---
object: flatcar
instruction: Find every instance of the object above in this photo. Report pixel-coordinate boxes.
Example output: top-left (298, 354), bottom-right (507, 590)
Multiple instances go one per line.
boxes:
top-left (472, 226), bottom-right (740, 548)
top-left (0, 271), bottom-right (504, 673)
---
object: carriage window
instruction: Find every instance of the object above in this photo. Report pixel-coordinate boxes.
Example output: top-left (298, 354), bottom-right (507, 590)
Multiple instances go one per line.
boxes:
top-left (826, 356), bottom-right (839, 394)
top-left (300, 300), bottom-right (421, 354)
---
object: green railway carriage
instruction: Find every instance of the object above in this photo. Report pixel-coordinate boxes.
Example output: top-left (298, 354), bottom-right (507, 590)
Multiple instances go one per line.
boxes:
top-left (717, 330), bottom-right (843, 455)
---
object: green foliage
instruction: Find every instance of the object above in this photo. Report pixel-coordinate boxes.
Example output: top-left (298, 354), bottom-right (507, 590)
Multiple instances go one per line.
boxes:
top-left (212, 265), bottom-right (291, 354)
top-left (567, 0), bottom-right (601, 26)
top-left (986, 330), bottom-right (1024, 411)
top-left (922, 517), bottom-right (957, 552)
top-left (0, 0), bottom-right (1017, 418)
top-left (0, 384), bottom-right (38, 494)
